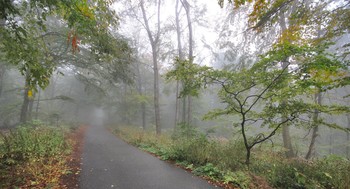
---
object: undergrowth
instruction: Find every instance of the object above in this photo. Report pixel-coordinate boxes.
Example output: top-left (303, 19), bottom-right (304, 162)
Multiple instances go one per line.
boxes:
top-left (114, 125), bottom-right (350, 189)
top-left (0, 120), bottom-right (74, 188)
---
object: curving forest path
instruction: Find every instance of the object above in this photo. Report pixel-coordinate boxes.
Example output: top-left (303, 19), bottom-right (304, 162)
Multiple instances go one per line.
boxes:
top-left (79, 124), bottom-right (219, 189)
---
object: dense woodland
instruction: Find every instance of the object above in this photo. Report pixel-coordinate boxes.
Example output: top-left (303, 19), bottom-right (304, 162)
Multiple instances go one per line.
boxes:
top-left (0, 0), bottom-right (350, 188)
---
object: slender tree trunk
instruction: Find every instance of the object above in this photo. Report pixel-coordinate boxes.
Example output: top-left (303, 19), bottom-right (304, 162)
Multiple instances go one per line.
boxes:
top-left (182, 97), bottom-right (186, 123)
top-left (0, 64), bottom-right (5, 97)
top-left (20, 87), bottom-right (30, 123)
top-left (48, 75), bottom-right (58, 112)
top-left (329, 129), bottom-right (333, 154)
top-left (141, 103), bottom-right (146, 130)
top-left (279, 12), bottom-right (295, 158)
top-left (282, 122), bottom-right (295, 157)
top-left (20, 72), bottom-right (31, 123)
top-left (0, 18), bottom-right (6, 98)
top-left (174, 81), bottom-right (180, 128)
top-left (136, 61), bottom-right (146, 130)
top-left (305, 25), bottom-right (323, 160)
top-left (174, 0), bottom-right (183, 128)
top-left (28, 93), bottom-right (35, 122)
top-left (182, 0), bottom-right (194, 125)
top-left (122, 83), bottom-right (130, 125)
top-left (305, 92), bottom-right (322, 159)
top-left (187, 96), bottom-right (192, 124)
top-left (35, 88), bottom-right (41, 119)
top-left (152, 46), bottom-right (161, 134)
top-left (240, 116), bottom-right (251, 165)
top-left (140, 0), bottom-right (161, 134)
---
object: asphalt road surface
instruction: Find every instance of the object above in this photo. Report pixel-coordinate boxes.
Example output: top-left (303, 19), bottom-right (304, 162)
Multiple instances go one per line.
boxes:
top-left (79, 124), bottom-right (219, 189)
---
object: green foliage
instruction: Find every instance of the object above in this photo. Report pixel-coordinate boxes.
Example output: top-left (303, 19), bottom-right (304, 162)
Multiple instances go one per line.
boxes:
top-left (0, 123), bottom-right (73, 188)
top-left (314, 155), bottom-right (350, 189)
top-left (0, 124), bottom-right (69, 165)
top-left (169, 134), bottom-right (212, 165)
top-left (0, 0), bottom-right (124, 90)
top-left (172, 122), bottom-right (199, 139)
top-left (193, 163), bottom-right (223, 180)
top-left (223, 170), bottom-right (251, 189)
top-left (251, 150), bottom-right (350, 189)
top-left (167, 41), bottom-right (350, 165)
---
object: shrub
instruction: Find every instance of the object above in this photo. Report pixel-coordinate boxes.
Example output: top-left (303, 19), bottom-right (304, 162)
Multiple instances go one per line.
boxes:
top-left (193, 163), bottom-right (223, 180)
top-left (251, 150), bottom-right (350, 189)
top-left (171, 122), bottom-right (199, 139)
top-left (0, 124), bottom-right (72, 188)
top-left (223, 170), bottom-right (251, 189)
top-left (0, 126), bottom-right (68, 164)
top-left (313, 155), bottom-right (350, 189)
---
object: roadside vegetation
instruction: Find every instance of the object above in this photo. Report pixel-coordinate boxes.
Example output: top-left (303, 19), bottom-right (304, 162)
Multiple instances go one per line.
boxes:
top-left (0, 120), bottom-right (78, 188)
top-left (114, 125), bottom-right (350, 189)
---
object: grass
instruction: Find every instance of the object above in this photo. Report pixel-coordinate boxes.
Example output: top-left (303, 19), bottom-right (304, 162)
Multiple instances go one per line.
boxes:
top-left (113, 125), bottom-right (350, 189)
top-left (0, 121), bottom-right (76, 188)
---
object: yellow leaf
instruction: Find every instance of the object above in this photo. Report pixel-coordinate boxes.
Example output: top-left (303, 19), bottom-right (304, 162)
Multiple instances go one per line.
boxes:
top-left (28, 90), bottom-right (33, 98)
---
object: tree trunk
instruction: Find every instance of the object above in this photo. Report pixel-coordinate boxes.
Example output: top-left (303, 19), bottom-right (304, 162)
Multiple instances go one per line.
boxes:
top-left (305, 91), bottom-right (322, 159)
top-left (141, 103), bottom-right (146, 130)
top-left (19, 87), bottom-right (29, 123)
top-left (182, 0), bottom-right (194, 125)
top-left (279, 11), bottom-right (295, 158)
top-left (152, 46), bottom-right (161, 134)
top-left (20, 87), bottom-right (30, 123)
top-left (174, 0), bottom-right (182, 128)
top-left (282, 123), bottom-right (295, 157)
top-left (0, 17), bottom-right (6, 98)
top-left (187, 96), bottom-right (192, 124)
top-left (135, 61), bottom-right (146, 130)
top-left (182, 97), bottom-right (186, 123)
top-left (174, 81), bottom-right (180, 128)
top-left (48, 74), bottom-right (58, 112)
top-left (329, 129), bottom-right (333, 154)
top-left (140, 0), bottom-right (161, 135)
top-left (0, 64), bottom-right (5, 97)
top-left (35, 88), bottom-right (41, 119)
top-left (20, 72), bottom-right (31, 123)
top-left (305, 24), bottom-right (323, 160)
top-left (241, 116), bottom-right (251, 166)
top-left (122, 83), bottom-right (130, 125)
top-left (27, 93), bottom-right (35, 122)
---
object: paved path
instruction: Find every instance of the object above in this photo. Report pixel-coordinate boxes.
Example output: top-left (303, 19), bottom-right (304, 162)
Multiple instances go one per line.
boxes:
top-left (79, 124), bottom-right (219, 189)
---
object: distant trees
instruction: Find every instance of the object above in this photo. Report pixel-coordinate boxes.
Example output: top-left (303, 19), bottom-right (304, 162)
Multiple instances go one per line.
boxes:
top-left (139, 0), bottom-right (162, 134)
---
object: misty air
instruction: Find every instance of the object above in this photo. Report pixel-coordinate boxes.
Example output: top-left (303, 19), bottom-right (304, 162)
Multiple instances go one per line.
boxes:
top-left (0, 0), bottom-right (349, 189)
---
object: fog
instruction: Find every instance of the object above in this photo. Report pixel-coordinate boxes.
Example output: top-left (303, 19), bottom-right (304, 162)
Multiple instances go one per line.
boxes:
top-left (0, 0), bottom-right (349, 160)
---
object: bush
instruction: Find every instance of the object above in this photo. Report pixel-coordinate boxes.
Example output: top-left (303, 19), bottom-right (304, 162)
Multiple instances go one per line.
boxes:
top-left (251, 150), bottom-right (350, 189)
top-left (169, 134), bottom-right (212, 165)
top-left (313, 155), bottom-right (350, 189)
top-left (0, 124), bottom-right (72, 188)
top-left (0, 126), bottom-right (68, 164)
top-left (193, 163), bottom-right (223, 180)
top-left (171, 122), bottom-right (199, 139)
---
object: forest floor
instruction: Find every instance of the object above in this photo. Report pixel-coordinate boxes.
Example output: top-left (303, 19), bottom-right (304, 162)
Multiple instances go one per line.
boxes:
top-left (60, 125), bottom-right (87, 189)
top-left (78, 124), bottom-right (219, 189)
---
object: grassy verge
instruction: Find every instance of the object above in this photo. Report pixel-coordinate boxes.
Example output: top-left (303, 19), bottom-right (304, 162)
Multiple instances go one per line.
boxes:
top-left (0, 121), bottom-right (77, 188)
top-left (113, 125), bottom-right (350, 189)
